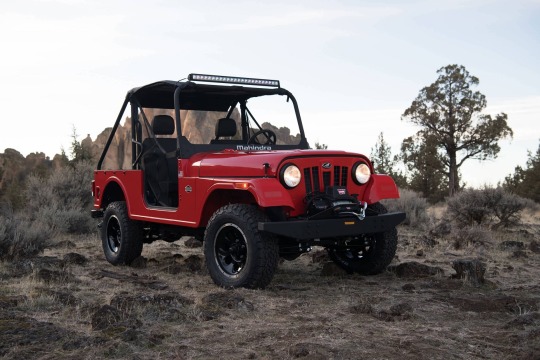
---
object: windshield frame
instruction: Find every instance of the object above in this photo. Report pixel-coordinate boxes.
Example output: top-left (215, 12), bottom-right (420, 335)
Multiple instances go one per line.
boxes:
top-left (172, 82), bottom-right (308, 158)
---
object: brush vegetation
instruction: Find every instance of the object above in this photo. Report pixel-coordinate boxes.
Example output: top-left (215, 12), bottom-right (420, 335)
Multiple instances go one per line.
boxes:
top-left (0, 160), bottom-right (539, 359)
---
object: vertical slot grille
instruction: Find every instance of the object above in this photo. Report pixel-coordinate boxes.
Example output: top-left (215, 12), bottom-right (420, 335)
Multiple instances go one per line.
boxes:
top-left (323, 172), bottom-right (331, 190)
top-left (333, 166), bottom-right (349, 186)
top-left (304, 166), bottom-right (321, 194)
top-left (334, 166), bottom-right (341, 185)
top-left (341, 166), bottom-right (348, 186)
top-left (303, 165), bottom-right (349, 195)
top-left (312, 167), bottom-right (320, 192)
top-left (304, 168), bottom-right (312, 194)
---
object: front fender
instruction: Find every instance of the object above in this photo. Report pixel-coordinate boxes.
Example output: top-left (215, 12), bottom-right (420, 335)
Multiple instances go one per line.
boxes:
top-left (364, 174), bottom-right (400, 203)
top-left (205, 178), bottom-right (295, 209)
top-left (248, 178), bottom-right (295, 209)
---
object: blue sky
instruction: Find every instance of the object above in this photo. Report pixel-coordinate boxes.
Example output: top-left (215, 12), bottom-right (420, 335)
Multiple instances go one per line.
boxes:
top-left (1, 0), bottom-right (539, 186)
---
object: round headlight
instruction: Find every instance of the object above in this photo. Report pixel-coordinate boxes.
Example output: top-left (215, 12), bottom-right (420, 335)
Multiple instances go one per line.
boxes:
top-left (280, 164), bottom-right (301, 188)
top-left (353, 162), bottom-right (371, 184)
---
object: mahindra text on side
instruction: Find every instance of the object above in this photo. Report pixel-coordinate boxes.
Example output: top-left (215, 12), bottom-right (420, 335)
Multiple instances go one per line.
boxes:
top-left (91, 74), bottom-right (406, 289)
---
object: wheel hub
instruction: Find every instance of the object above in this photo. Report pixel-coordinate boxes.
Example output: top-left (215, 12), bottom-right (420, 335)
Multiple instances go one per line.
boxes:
top-left (214, 223), bottom-right (248, 275)
top-left (106, 215), bottom-right (121, 254)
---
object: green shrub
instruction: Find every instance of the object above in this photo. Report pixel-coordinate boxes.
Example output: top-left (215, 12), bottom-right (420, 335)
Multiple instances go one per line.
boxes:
top-left (0, 203), bottom-right (51, 260)
top-left (382, 188), bottom-right (429, 228)
top-left (25, 161), bottom-right (95, 234)
top-left (446, 186), bottom-right (534, 229)
top-left (450, 225), bottom-right (493, 250)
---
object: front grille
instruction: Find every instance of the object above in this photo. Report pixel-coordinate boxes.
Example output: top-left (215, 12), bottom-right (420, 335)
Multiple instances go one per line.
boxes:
top-left (304, 167), bottom-right (320, 193)
top-left (334, 166), bottom-right (348, 187)
top-left (304, 166), bottom-right (348, 194)
top-left (323, 171), bottom-right (331, 189)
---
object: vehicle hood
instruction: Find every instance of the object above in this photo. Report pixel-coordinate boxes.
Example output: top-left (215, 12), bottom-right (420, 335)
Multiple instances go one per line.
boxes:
top-left (192, 149), bottom-right (369, 178)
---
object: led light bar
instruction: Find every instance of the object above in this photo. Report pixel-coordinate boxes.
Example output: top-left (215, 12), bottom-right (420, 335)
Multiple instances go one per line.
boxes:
top-left (188, 73), bottom-right (280, 87)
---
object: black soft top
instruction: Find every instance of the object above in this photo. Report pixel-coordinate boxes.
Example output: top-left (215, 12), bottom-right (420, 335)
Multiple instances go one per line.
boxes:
top-left (127, 81), bottom-right (291, 111)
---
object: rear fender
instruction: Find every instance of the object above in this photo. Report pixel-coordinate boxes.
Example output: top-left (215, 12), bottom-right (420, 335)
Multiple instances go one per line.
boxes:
top-left (101, 180), bottom-right (126, 208)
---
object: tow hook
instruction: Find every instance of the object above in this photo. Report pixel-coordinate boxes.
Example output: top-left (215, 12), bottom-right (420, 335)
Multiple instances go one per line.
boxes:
top-left (357, 202), bottom-right (368, 220)
top-left (340, 202), bottom-right (368, 220)
top-left (97, 221), bottom-right (103, 229)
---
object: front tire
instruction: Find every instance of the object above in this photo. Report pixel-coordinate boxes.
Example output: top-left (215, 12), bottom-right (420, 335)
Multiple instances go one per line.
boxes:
top-left (328, 203), bottom-right (397, 275)
top-left (101, 201), bottom-right (143, 265)
top-left (204, 204), bottom-right (279, 289)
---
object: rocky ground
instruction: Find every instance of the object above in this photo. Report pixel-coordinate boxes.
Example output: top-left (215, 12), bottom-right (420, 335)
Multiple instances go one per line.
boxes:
top-left (1, 213), bottom-right (539, 359)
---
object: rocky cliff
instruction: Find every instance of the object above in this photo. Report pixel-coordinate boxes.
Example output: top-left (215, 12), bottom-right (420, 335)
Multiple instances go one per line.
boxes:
top-left (0, 149), bottom-right (66, 208)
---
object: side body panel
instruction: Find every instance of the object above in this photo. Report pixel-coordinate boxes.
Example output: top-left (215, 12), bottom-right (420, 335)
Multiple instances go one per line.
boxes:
top-left (93, 150), bottom-right (401, 228)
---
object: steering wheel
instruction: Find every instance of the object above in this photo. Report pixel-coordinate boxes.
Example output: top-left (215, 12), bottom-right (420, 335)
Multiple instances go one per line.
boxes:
top-left (247, 129), bottom-right (277, 145)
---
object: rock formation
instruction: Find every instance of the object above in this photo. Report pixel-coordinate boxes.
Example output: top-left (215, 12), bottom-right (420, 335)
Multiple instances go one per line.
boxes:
top-left (0, 149), bottom-right (55, 208)
top-left (90, 108), bottom-right (300, 170)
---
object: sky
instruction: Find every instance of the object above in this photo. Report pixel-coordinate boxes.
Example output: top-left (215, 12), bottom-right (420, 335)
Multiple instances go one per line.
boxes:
top-left (0, 0), bottom-right (539, 187)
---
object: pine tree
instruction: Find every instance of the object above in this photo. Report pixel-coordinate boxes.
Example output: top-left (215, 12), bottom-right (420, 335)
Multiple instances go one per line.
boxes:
top-left (504, 140), bottom-right (540, 202)
top-left (402, 64), bottom-right (512, 196)
top-left (370, 132), bottom-right (407, 188)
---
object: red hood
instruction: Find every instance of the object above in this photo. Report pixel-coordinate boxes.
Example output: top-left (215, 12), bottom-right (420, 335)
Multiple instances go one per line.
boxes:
top-left (191, 149), bottom-right (370, 178)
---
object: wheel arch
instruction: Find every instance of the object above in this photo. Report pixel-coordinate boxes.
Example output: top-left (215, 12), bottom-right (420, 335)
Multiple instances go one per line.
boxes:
top-left (199, 189), bottom-right (257, 228)
top-left (101, 180), bottom-right (126, 210)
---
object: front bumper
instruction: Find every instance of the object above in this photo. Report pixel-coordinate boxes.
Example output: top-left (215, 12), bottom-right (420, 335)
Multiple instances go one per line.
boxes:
top-left (258, 212), bottom-right (406, 240)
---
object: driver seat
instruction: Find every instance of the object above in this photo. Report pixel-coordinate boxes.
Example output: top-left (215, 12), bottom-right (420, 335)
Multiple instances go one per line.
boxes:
top-left (141, 115), bottom-right (178, 207)
top-left (211, 118), bottom-right (241, 144)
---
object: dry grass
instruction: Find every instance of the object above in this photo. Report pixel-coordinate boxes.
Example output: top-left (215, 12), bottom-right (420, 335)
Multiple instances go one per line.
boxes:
top-left (1, 213), bottom-right (539, 359)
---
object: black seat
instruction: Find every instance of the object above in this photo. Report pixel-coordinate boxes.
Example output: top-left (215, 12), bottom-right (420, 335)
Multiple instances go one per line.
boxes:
top-left (210, 118), bottom-right (242, 144)
top-left (141, 115), bottom-right (178, 207)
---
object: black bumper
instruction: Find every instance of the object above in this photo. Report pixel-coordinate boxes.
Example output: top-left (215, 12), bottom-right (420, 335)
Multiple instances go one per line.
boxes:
top-left (258, 212), bottom-right (406, 240)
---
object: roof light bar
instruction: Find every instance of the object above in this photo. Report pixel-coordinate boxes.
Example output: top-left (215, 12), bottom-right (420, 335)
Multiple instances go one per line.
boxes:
top-left (188, 73), bottom-right (280, 87)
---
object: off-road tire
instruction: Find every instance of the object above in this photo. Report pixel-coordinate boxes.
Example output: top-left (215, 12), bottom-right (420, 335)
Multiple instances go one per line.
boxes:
top-left (101, 201), bottom-right (143, 265)
top-left (328, 202), bottom-right (397, 275)
top-left (204, 204), bottom-right (279, 289)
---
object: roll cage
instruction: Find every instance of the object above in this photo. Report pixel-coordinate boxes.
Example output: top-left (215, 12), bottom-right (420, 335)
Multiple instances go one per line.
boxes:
top-left (97, 77), bottom-right (310, 170)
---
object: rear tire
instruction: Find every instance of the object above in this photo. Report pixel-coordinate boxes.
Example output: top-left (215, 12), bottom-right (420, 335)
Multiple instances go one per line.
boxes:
top-left (101, 201), bottom-right (143, 265)
top-left (328, 203), bottom-right (397, 275)
top-left (204, 204), bottom-right (279, 289)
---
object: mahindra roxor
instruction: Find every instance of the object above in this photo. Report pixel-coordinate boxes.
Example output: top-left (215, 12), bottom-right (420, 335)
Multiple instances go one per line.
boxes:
top-left (91, 74), bottom-right (405, 288)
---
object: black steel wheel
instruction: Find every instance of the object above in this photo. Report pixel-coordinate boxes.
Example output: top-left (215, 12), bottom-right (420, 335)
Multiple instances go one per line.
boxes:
top-left (214, 223), bottom-right (248, 275)
top-left (328, 203), bottom-right (397, 275)
top-left (106, 215), bottom-right (122, 254)
top-left (204, 204), bottom-right (279, 289)
top-left (101, 201), bottom-right (143, 265)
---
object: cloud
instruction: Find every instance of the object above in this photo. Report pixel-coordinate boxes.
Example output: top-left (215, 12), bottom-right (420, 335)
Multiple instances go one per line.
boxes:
top-left (0, 11), bottom-right (149, 78)
top-left (220, 7), bottom-right (400, 31)
top-left (485, 96), bottom-right (540, 142)
top-left (170, 5), bottom-right (401, 33)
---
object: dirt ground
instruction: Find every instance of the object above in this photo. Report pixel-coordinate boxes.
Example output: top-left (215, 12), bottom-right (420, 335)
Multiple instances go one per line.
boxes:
top-left (1, 215), bottom-right (539, 359)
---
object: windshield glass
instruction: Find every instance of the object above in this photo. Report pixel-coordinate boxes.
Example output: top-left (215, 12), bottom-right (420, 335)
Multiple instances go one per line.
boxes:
top-left (244, 94), bottom-right (301, 146)
top-left (180, 94), bottom-right (301, 146)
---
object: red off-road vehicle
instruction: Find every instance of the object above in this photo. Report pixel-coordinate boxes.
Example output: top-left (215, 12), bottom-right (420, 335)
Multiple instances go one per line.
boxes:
top-left (91, 74), bottom-right (405, 288)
